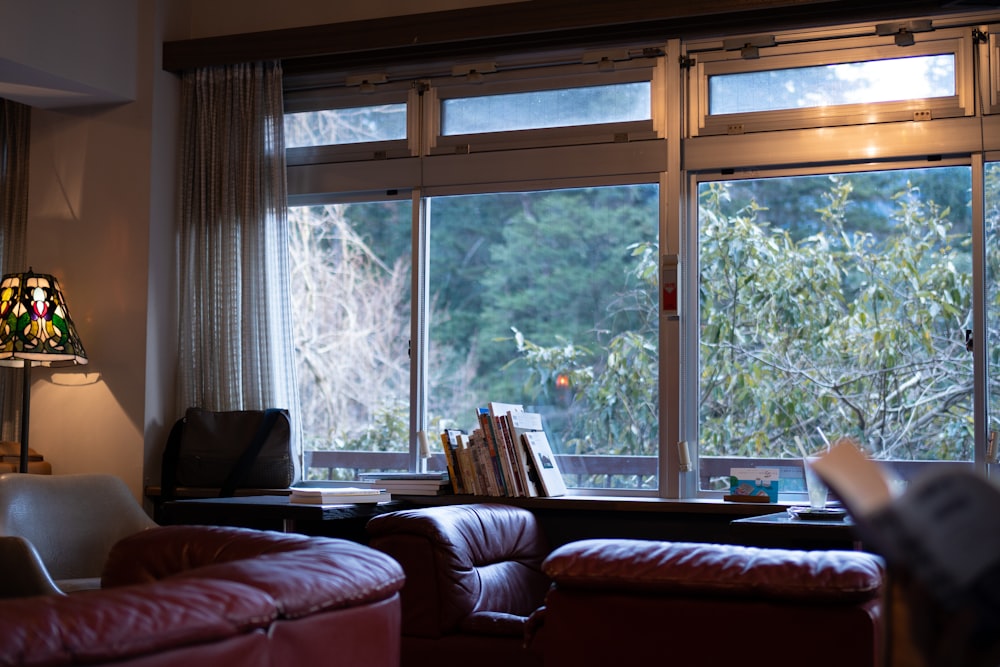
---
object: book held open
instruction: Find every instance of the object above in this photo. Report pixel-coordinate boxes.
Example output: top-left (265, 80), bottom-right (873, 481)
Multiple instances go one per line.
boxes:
top-left (810, 439), bottom-right (1000, 667)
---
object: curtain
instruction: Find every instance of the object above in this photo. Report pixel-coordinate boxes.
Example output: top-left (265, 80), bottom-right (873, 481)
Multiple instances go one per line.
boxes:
top-left (0, 99), bottom-right (30, 442)
top-left (176, 62), bottom-right (301, 471)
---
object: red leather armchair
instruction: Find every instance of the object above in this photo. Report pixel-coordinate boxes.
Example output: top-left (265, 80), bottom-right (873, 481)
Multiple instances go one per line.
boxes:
top-left (366, 503), bottom-right (550, 667)
top-left (530, 538), bottom-right (886, 667)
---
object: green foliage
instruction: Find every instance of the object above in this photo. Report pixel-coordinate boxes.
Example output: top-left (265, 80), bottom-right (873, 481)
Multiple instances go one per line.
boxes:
top-left (510, 240), bottom-right (659, 458)
top-left (700, 171), bottom-right (974, 461)
top-left (513, 168), bottom-right (979, 464)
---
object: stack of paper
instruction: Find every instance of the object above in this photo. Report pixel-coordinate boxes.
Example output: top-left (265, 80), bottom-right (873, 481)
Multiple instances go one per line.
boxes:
top-left (288, 486), bottom-right (391, 504)
top-left (358, 472), bottom-right (451, 496)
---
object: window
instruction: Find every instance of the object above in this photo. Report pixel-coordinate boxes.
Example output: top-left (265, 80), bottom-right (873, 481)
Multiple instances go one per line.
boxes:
top-left (285, 104), bottom-right (406, 147)
top-left (284, 84), bottom-right (414, 163)
top-left (427, 185), bottom-right (659, 490)
top-left (708, 54), bottom-right (955, 115)
top-left (987, 159), bottom-right (1000, 456)
top-left (440, 82), bottom-right (650, 134)
top-left (288, 199), bottom-right (413, 476)
top-left (287, 57), bottom-right (664, 487)
top-left (286, 13), bottom-right (1000, 493)
top-left (691, 30), bottom-right (971, 135)
top-left (696, 164), bottom-right (974, 492)
top-left (429, 59), bottom-right (661, 153)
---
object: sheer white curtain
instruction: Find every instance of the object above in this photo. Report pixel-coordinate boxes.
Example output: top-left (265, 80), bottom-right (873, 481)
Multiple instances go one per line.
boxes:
top-left (0, 99), bottom-right (30, 441)
top-left (176, 62), bottom-right (300, 468)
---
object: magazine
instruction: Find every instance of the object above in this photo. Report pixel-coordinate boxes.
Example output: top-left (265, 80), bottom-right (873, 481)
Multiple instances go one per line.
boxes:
top-left (809, 440), bottom-right (1000, 667)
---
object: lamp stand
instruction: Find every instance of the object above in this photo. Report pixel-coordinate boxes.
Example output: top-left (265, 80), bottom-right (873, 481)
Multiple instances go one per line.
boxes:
top-left (19, 359), bottom-right (30, 474)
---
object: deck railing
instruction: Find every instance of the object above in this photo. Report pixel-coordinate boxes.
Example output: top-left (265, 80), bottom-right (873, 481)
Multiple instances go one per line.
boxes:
top-left (305, 449), bottom-right (965, 493)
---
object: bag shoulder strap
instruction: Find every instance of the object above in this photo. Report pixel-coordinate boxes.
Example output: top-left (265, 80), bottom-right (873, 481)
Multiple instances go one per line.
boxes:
top-left (159, 417), bottom-right (187, 503)
top-left (219, 408), bottom-right (285, 497)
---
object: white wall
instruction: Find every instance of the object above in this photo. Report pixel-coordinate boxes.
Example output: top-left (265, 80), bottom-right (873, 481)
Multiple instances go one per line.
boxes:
top-left (0, 0), bottom-right (137, 107)
top-left (16, 0), bottom-right (182, 502)
top-left (7, 0), bottom-right (504, 501)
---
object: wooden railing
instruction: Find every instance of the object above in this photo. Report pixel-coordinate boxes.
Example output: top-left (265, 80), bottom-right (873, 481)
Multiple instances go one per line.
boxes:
top-left (304, 450), bottom-right (658, 488)
top-left (305, 449), bottom-right (967, 491)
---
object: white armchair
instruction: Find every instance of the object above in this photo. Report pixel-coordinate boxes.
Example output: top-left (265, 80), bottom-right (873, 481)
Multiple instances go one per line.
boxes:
top-left (0, 473), bottom-right (156, 593)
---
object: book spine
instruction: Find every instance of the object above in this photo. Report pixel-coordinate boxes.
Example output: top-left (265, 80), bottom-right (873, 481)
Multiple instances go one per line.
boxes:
top-left (514, 429), bottom-right (540, 497)
top-left (478, 408), bottom-right (509, 495)
top-left (497, 415), bottom-right (525, 497)
top-left (455, 435), bottom-right (476, 495)
top-left (440, 431), bottom-right (462, 494)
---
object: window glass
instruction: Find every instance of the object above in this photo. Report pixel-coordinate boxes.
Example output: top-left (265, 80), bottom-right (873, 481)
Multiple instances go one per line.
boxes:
top-left (698, 166), bottom-right (973, 493)
top-left (987, 161), bottom-right (1000, 449)
top-left (428, 185), bottom-right (659, 490)
top-left (441, 82), bottom-right (650, 135)
top-left (289, 201), bottom-right (412, 478)
top-left (708, 54), bottom-right (955, 115)
top-left (284, 104), bottom-right (407, 147)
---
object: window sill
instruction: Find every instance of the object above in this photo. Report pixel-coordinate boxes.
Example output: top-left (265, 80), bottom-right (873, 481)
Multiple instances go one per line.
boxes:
top-left (395, 493), bottom-right (794, 518)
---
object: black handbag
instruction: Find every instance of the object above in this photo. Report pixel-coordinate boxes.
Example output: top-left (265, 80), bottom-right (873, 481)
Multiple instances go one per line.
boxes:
top-left (161, 407), bottom-right (293, 500)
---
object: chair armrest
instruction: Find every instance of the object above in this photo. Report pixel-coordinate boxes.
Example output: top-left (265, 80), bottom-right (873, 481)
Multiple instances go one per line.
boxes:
top-left (0, 536), bottom-right (64, 598)
top-left (367, 504), bottom-right (550, 637)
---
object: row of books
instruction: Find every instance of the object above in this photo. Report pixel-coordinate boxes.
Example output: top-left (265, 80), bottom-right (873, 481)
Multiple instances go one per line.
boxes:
top-left (440, 402), bottom-right (567, 497)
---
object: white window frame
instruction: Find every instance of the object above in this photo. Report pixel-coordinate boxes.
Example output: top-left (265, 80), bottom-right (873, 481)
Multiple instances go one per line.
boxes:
top-left (689, 28), bottom-right (974, 137)
top-left (989, 26), bottom-right (1000, 115)
top-left (683, 156), bottom-right (979, 499)
top-left (284, 80), bottom-right (418, 165)
top-left (426, 55), bottom-right (665, 155)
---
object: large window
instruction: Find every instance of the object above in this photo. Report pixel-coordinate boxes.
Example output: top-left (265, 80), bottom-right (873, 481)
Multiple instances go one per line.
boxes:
top-left (285, 14), bottom-right (1000, 494)
top-left (697, 166), bottom-right (974, 491)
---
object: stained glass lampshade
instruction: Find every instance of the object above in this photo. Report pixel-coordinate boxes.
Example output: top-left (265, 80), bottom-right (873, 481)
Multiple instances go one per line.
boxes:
top-left (0, 270), bottom-right (87, 472)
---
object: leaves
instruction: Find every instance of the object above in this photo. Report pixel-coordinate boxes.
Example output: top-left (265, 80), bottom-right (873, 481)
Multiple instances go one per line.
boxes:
top-left (699, 169), bottom-right (975, 461)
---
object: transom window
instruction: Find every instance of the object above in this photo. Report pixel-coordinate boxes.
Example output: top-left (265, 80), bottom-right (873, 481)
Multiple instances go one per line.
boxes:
top-left (708, 53), bottom-right (955, 115)
top-left (440, 82), bottom-right (651, 135)
top-left (284, 104), bottom-right (407, 147)
top-left (691, 30), bottom-right (971, 135)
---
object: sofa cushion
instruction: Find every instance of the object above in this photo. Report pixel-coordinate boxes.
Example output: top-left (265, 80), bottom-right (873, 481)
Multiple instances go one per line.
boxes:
top-left (543, 538), bottom-right (884, 603)
top-left (0, 578), bottom-right (274, 666)
top-left (102, 525), bottom-right (405, 619)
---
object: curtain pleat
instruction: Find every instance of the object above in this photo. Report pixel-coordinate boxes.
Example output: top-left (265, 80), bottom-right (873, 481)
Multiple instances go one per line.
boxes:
top-left (0, 99), bottom-right (30, 443)
top-left (176, 62), bottom-right (301, 474)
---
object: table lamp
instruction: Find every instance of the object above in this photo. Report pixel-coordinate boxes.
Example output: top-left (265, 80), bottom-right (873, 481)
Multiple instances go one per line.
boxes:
top-left (0, 269), bottom-right (87, 473)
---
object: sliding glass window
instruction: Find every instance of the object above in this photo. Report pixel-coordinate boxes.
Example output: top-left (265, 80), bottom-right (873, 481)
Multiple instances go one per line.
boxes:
top-left (427, 184), bottom-right (659, 490)
top-left (696, 164), bottom-right (974, 493)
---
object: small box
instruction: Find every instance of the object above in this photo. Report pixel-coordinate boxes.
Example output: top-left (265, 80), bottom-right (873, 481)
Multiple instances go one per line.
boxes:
top-left (728, 467), bottom-right (779, 502)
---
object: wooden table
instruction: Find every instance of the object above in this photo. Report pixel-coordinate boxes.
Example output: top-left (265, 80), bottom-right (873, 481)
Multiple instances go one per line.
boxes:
top-left (730, 509), bottom-right (862, 550)
top-left (162, 494), bottom-right (404, 537)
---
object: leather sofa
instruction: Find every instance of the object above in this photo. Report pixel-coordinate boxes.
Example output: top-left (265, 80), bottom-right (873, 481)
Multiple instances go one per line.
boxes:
top-left (366, 503), bottom-right (550, 667)
top-left (366, 503), bottom-right (886, 667)
top-left (0, 525), bottom-right (405, 667)
top-left (529, 537), bottom-right (886, 667)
